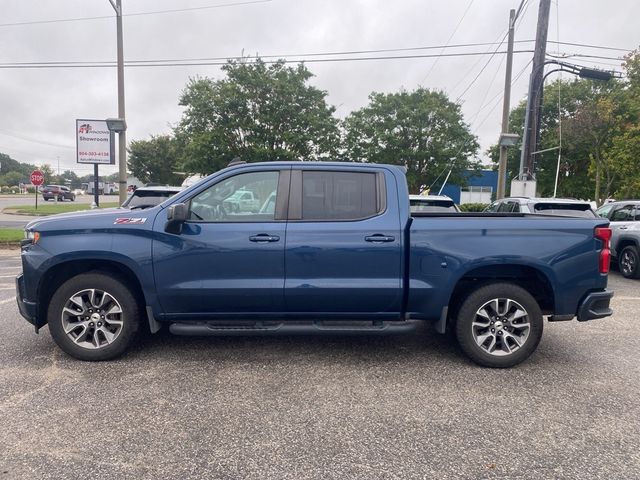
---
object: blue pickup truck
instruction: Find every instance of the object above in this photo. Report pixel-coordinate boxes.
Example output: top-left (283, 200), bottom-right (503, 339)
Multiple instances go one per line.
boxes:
top-left (16, 162), bottom-right (614, 367)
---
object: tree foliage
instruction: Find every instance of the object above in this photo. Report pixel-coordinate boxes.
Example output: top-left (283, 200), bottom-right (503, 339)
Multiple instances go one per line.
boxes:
top-left (489, 51), bottom-right (640, 201)
top-left (343, 88), bottom-right (479, 193)
top-left (128, 135), bottom-right (183, 185)
top-left (175, 59), bottom-right (339, 174)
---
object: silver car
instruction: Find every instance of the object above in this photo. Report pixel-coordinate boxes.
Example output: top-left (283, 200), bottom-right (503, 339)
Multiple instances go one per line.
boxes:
top-left (596, 200), bottom-right (640, 278)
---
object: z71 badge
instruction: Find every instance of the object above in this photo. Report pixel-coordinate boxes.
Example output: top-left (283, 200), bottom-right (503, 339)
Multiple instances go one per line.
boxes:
top-left (114, 218), bottom-right (147, 225)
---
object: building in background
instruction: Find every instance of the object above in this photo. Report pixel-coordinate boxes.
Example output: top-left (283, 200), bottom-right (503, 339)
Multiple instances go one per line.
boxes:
top-left (439, 170), bottom-right (498, 205)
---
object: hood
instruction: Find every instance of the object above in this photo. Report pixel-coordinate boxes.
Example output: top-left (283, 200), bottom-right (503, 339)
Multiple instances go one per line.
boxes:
top-left (25, 207), bottom-right (157, 232)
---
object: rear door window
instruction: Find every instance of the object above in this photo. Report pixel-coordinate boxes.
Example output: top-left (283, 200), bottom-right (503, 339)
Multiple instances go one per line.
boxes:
top-left (300, 171), bottom-right (380, 220)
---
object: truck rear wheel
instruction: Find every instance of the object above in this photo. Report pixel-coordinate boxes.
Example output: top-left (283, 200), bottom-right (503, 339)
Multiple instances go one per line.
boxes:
top-left (47, 272), bottom-right (141, 361)
top-left (455, 283), bottom-right (543, 368)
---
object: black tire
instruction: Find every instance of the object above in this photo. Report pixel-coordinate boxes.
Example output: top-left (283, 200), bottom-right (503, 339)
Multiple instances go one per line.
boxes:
top-left (47, 272), bottom-right (141, 361)
top-left (455, 283), bottom-right (543, 368)
top-left (618, 245), bottom-right (640, 279)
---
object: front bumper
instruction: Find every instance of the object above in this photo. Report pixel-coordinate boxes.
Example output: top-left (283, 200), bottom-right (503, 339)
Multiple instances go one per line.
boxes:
top-left (577, 290), bottom-right (614, 321)
top-left (15, 274), bottom-right (38, 326)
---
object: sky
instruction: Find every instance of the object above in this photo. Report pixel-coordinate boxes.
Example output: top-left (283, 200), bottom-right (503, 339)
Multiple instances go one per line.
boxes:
top-left (0, 0), bottom-right (637, 177)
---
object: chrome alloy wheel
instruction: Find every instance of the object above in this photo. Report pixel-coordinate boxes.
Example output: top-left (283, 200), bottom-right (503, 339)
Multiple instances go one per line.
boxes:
top-left (471, 298), bottom-right (531, 356)
top-left (61, 289), bottom-right (124, 350)
top-left (620, 250), bottom-right (636, 276)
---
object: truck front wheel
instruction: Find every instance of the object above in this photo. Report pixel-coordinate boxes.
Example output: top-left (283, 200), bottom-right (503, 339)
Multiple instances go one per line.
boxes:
top-left (47, 272), bottom-right (141, 361)
top-left (455, 283), bottom-right (543, 368)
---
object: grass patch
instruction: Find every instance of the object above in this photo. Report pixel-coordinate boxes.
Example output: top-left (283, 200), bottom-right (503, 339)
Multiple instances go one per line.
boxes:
top-left (0, 228), bottom-right (25, 242)
top-left (6, 202), bottom-right (119, 216)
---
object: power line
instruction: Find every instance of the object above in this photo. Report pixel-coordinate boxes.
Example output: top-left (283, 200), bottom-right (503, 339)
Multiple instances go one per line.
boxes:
top-left (0, 0), bottom-right (272, 28)
top-left (421, 0), bottom-right (476, 84)
top-left (2, 40), bottom-right (533, 66)
top-left (547, 52), bottom-right (625, 61)
top-left (0, 130), bottom-right (75, 150)
top-left (455, 32), bottom-right (510, 102)
top-left (547, 40), bottom-right (632, 52)
top-left (0, 40), bottom-right (630, 67)
top-left (0, 49), bottom-right (536, 69)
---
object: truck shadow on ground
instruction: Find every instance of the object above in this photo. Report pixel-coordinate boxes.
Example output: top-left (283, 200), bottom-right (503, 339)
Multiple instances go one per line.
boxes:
top-left (131, 321), bottom-right (468, 365)
top-left (126, 321), bottom-right (576, 369)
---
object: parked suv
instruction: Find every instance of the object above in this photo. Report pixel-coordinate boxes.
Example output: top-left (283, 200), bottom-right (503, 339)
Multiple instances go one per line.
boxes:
top-left (121, 186), bottom-right (182, 210)
top-left (42, 185), bottom-right (75, 202)
top-left (409, 195), bottom-right (461, 213)
top-left (596, 200), bottom-right (640, 278)
top-left (485, 197), bottom-right (596, 217)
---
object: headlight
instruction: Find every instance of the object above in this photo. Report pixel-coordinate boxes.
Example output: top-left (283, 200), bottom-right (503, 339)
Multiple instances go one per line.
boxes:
top-left (24, 230), bottom-right (40, 244)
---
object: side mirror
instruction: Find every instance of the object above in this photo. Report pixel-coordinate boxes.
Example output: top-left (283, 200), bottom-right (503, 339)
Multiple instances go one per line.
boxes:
top-left (165, 203), bottom-right (188, 234)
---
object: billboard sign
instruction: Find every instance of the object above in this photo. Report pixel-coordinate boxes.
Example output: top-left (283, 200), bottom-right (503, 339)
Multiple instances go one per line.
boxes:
top-left (76, 119), bottom-right (115, 164)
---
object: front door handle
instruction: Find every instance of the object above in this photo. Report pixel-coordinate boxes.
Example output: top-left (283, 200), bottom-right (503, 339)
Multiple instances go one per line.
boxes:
top-left (249, 234), bottom-right (280, 243)
top-left (365, 234), bottom-right (395, 243)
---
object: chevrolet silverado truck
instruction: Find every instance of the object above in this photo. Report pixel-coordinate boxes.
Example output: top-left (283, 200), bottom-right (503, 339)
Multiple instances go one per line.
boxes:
top-left (16, 162), bottom-right (614, 367)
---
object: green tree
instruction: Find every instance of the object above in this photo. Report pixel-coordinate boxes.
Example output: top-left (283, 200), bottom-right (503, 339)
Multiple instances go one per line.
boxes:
top-left (0, 152), bottom-right (37, 177)
top-left (343, 88), bottom-right (479, 193)
top-left (175, 59), bottom-right (340, 174)
top-left (128, 135), bottom-right (183, 185)
top-left (57, 170), bottom-right (80, 188)
top-left (0, 171), bottom-right (25, 187)
top-left (39, 164), bottom-right (54, 184)
top-left (488, 77), bottom-right (627, 200)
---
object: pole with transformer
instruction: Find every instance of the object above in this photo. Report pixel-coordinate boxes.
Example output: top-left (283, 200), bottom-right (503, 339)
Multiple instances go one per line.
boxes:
top-left (518, 0), bottom-right (551, 182)
top-left (496, 8), bottom-right (516, 199)
top-left (108, 0), bottom-right (128, 204)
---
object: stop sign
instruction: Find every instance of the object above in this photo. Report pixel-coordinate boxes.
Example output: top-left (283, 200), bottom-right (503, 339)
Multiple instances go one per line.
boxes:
top-left (30, 170), bottom-right (44, 186)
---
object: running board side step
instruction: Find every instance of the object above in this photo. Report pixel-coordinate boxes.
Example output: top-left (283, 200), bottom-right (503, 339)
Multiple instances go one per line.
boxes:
top-left (169, 320), bottom-right (419, 336)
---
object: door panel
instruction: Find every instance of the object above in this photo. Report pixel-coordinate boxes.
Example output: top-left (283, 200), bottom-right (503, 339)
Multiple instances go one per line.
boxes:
top-left (153, 169), bottom-right (287, 317)
top-left (284, 169), bottom-right (403, 315)
top-left (154, 222), bottom-right (286, 315)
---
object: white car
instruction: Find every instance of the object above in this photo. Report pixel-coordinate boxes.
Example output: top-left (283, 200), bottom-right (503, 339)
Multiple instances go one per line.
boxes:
top-left (409, 195), bottom-right (461, 213)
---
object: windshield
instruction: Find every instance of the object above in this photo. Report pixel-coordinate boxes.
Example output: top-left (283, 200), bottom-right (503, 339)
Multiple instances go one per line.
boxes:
top-left (122, 190), bottom-right (180, 209)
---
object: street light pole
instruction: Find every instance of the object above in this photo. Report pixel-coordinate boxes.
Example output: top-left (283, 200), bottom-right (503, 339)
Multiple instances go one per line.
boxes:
top-left (109, 0), bottom-right (128, 204)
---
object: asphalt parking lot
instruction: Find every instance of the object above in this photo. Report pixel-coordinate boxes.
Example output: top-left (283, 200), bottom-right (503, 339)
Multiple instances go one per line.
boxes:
top-left (0, 249), bottom-right (638, 480)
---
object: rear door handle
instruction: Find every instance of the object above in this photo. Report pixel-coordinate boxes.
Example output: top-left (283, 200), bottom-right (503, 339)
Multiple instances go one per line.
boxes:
top-left (249, 234), bottom-right (280, 243)
top-left (619, 226), bottom-right (628, 230)
top-left (365, 235), bottom-right (395, 243)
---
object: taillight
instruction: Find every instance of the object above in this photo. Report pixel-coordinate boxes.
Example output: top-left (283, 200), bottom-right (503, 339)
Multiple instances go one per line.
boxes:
top-left (595, 227), bottom-right (612, 274)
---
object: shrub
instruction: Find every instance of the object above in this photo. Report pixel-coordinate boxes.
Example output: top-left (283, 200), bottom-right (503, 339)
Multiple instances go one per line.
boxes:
top-left (459, 203), bottom-right (489, 212)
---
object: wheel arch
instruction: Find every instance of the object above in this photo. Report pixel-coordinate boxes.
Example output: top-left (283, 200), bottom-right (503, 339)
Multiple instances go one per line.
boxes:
top-left (614, 237), bottom-right (639, 257)
top-left (447, 263), bottom-right (555, 321)
top-left (37, 258), bottom-right (148, 328)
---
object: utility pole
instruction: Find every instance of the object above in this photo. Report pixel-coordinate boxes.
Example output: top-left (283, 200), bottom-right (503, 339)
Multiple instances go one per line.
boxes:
top-left (496, 9), bottom-right (516, 199)
top-left (109, 0), bottom-right (128, 204)
top-left (518, 0), bottom-right (551, 182)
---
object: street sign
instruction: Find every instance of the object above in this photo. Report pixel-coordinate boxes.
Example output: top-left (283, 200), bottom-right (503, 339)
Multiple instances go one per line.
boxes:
top-left (76, 119), bottom-right (115, 164)
top-left (30, 170), bottom-right (44, 186)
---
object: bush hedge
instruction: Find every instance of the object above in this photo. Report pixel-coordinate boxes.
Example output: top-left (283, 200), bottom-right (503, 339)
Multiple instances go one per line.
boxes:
top-left (459, 203), bottom-right (489, 212)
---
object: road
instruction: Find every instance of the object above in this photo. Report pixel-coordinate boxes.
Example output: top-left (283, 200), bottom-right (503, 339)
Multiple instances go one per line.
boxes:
top-left (0, 252), bottom-right (638, 479)
top-left (0, 195), bottom-right (117, 227)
